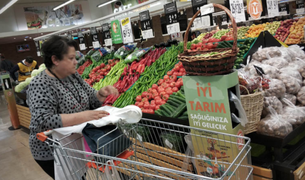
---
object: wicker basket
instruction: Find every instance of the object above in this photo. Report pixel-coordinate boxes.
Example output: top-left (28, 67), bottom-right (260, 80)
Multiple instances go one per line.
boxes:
top-left (240, 86), bottom-right (264, 134)
top-left (178, 3), bottom-right (239, 76)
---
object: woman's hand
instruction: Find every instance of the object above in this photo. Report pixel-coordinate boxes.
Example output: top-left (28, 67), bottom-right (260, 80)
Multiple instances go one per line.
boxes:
top-left (61, 110), bottom-right (109, 127)
top-left (97, 85), bottom-right (119, 103)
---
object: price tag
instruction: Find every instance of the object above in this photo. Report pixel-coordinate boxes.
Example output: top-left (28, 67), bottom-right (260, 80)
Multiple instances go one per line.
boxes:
top-left (193, 17), bottom-right (202, 28)
top-left (104, 39), bottom-right (112, 46)
top-left (120, 17), bottom-right (134, 44)
top-left (229, 0), bottom-right (246, 23)
top-left (267, 0), bottom-right (279, 17)
top-left (200, 3), bottom-right (214, 15)
top-left (142, 29), bottom-right (154, 39)
top-left (192, 0), bottom-right (207, 15)
top-left (79, 43), bottom-right (86, 50)
top-left (296, 0), bottom-right (305, 14)
top-left (201, 16), bottom-right (210, 27)
top-left (37, 51), bottom-right (41, 57)
top-left (165, 139), bottom-right (173, 149)
top-left (92, 41), bottom-right (100, 49)
top-left (166, 23), bottom-right (180, 34)
top-left (279, 3), bottom-right (288, 15)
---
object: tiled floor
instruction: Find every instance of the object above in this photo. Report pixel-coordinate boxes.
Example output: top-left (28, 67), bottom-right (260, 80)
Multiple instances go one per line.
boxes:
top-left (0, 91), bottom-right (52, 180)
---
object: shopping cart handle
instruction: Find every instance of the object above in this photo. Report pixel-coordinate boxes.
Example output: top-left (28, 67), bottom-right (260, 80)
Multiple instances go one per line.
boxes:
top-left (36, 130), bottom-right (53, 142)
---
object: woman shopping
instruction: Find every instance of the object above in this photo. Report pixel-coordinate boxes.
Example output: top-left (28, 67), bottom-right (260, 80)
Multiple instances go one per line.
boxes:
top-left (27, 35), bottom-right (119, 179)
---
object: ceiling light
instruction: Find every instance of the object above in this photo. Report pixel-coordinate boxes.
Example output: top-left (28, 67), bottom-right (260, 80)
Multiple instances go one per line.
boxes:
top-left (53, 0), bottom-right (75, 11)
top-left (97, 0), bottom-right (116, 8)
top-left (0, 0), bottom-right (18, 15)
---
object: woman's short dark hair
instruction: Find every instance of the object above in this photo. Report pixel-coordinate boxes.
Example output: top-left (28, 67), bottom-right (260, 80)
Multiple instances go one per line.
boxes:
top-left (41, 35), bottom-right (78, 69)
top-left (25, 56), bottom-right (34, 63)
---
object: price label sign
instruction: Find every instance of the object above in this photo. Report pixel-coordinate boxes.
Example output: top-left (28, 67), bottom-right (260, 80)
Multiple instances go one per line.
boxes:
top-left (192, 0), bottom-right (207, 16)
top-left (79, 43), bottom-right (86, 50)
top-left (166, 23), bottom-right (180, 34)
top-left (139, 10), bottom-right (153, 31)
top-left (102, 23), bottom-right (111, 39)
top-left (164, 2), bottom-right (178, 24)
top-left (193, 16), bottom-right (210, 29)
top-left (200, 3), bottom-right (214, 16)
top-left (120, 17), bottom-right (134, 44)
top-left (296, 0), bottom-right (305, 14)
top-left (279, 3), bottom-right (288, 15)
top-left (229, 0), bottom-right (246, 23)
top-left (92, 41), bottom-right (100, 49)
top-left (104, 39), bottom-right (112, 46)
top-left (142, 29), bottom-right (154, 39)
top-left (267, 0), bottom-right (279, 17)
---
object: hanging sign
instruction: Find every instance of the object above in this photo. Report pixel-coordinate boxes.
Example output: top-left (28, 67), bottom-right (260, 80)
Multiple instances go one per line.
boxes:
top-left (296, 0), bottom-right (305, 14)
top-left (229, 0), bottom-right (246, 23)
top-left (90, 27), bottom-right (100, 48)
top-left (77, 31), bottom-right (86, 50)
top-left (279, 3), bottom-right (288, 15)
top-left (247, 0), bottom-right (263, 19)
top-left (142, 29), bottom-right (154, 39)
top-left (191, 0), bottom-right (207, 16)
top-left (193, 16), bottom-right (211, 28)
top-left (200, 3), bottom-right (214, 16)
top-left (102, 23), bottom-right (112, 46)
top-left (164, 2), bottom-right (178, 24)
top-left (120, 17), bottom-right (134, 44)
top-left (111, 20), bottom-right (123, 44)
top-left (139, 10), bottom-right (152, 30)
top-left (266, 0), bottom-right (279, 17)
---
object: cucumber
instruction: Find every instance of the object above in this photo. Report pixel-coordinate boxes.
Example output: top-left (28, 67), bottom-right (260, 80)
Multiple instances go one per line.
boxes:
top-left (172, 104), bottom-right (187, 118)
top-left (170, 96), bottom-right (185, 103)
top-left (178, 115), bottom-right (188, 119)
top-left (182, 111), bottom-right (188, 116)
top-left (160, 105), bottom-right (172, 117)
top-left (177, 91), bottom-right (185, 99)
top-left (165, 104), bottom-right (176, 115)
top-left (167, 100), bottom-right (180, 107)
top-left (168, 97), bottom-right (183, 105)
top-left (155, 110), bottom-right (163, 116)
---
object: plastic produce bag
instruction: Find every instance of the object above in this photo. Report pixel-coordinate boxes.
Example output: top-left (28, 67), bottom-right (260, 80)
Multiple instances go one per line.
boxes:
top-left (263, 79), bottom-right (286, 98)
top-left (278, 73), bottom-right (301, 95)
top-left (287, 45), bottom-right (305, 60)
top-left (85, 49), bottom-right (96, 59)
top-left (257, 106), bottom-right (293, 138)
top-left (281, 98), bottom-right (305, 128)
top-left (238, 69), bottom-right (262, 95)
top-left (90, 48), bottom-right (108, 62)
top-left (262, 96), bottom-right (283, 118)
top-left (264, 57), bottom-right (288, 69)
top-left (297, 87), bottom-right (305, 105)
top-left (229, 91), bottom-right (248, 127)
top-left (280, 65), bottom-right (302, 82)
top-left (124, 47), bottom-right (152, 64)
top-left (114, 44), bottom-right (136, 60)
top-left (252, 47), bottom-right (280, 62)
top-left (281, 93), bottom-right (297, 105)
top-left (160, 132), bottom-right (183, 152)
top-left (75, 51), bottom-right (84, 60)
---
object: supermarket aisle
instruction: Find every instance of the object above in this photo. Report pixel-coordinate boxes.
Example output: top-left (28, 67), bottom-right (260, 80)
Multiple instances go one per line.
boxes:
top-left (0, 91), bottom-right (52, 180)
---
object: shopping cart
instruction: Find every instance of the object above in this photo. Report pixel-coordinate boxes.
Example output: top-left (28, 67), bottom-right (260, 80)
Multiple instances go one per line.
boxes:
top-left (37, 118), bottom-right (253, 180)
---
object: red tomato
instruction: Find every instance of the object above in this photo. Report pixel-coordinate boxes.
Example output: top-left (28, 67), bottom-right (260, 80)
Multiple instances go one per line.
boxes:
top-left (142, 91), bottom-right (148, 98)
top-left (207, 43), bottom-right (214, 49)
top-left (170, 82), bottom-right (176, 88)
top-left (138, 102), bottom-right (144, 108)
top-left (158, 79), bottom-right (164, 85)
top-left (147, 109), bottom-right (154, 114)
top-left (161, 100), bottom-right (166, 105)
top-left (173, 72), bottom-right (179, 76)
top-left (172, 87), bottom-right (179, 92)
top-left (163, 94), bottom-right (169, 101)
top-left (202, 39), bottom-right (208, 44)
top-left (213, 42), bottom-right (219, 48)
top-left (104, 72), bottom-right (108, 76)
top-left (191, 44), bottom-right (197, 50)
top-left (151, 100), bottom-right (156, 105)
top-left (135, 102), bottom-right (139, 106)
top-left (101, 69), bottom-right (107, 72)
top-left (179, 68), bottom-right (185, 73)
top-left (164, 75), bottom-right (170, 80)
top-left (154, 96), bottom-right (161, 101)
top-left (158, 87), bottom-right (165, 93)
top-left (146, 93), bottom-right (152, 100)
top-left (136, 95), bottom-right (142, 102)
top-left (150, 104), bottom-right (156, 110)
top-left (155, 99), bottom-right (162, 105)
top-left (142, 109), bottom-right (148, 113)
top-left (147, 88), bottom-right (153, 93)
top-left (105, 65), bottom-right (111, 71)
top-left (100, 63), bottom-right (105, 68)
top-left (152, 89), bottom-right (158, 94)
top-left (170, 75), bottom-right (177, 82)
top-left (152, 84), bottom-right (158, 90)
top-left (167, 71), bottom-right (173, 76)
top-left (143, 102), bottom-right (150, 109)
top-left (197, 42), bottom-right (203, 48)
top-left (177, 72), bottom-right (183, 76)
top-left (155, 105), bottom-right (160, 111)
top-left (166, 89), bottom-right (173, 95)
top-left (142, 97), bottom-right (149, 102)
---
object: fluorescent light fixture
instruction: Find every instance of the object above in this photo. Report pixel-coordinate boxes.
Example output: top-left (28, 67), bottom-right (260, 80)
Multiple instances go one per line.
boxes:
top-left (0, 0), bottom-right (18, 15)
top-left (97, 0), bottom-right (117, 8)
top-left (53, 0), bottom-right (75, 11)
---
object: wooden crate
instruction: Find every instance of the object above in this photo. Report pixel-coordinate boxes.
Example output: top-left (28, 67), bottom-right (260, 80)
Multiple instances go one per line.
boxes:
top-left (252, 165), bottom-right (273, 180)
top-left (16, 105), bottom-right (31, 128)
top-left (294, 161), bottom-right (305, 180)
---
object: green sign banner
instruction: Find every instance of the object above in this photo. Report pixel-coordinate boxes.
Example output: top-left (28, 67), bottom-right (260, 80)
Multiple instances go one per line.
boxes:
top-left (111, 20), bottom-right (123, 44)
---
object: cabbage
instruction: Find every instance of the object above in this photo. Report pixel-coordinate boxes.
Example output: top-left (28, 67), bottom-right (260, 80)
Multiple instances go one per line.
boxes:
top-left (39, 64), bottom-right (46, 69)
top-left (16, 64), bottom-right (46, 92)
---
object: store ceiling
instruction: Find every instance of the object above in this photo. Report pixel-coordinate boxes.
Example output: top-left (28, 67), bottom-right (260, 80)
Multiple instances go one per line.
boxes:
top-left (0, 0), bottom-right (86, 7)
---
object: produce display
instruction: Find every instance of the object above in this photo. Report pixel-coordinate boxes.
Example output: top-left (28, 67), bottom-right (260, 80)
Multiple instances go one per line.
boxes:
top-left (15, 64), bottom-right (46, 93)
top-left (114, 44), bottom-right (136, 60)
top-left (285, 17), bottom-right (305, 44)
top-left (264, 21), bottom-right (281, 35)
top-left (113, 44), bottom-right (183, 108)
top-left (85, 59), bottom-right (119, 87)
top-left (212, 29), bottom-right (230, 39)
top-left (238, 26), bottom-right (249, 39)
top-left (274, 19), bottom-right (296, 42)
top-left (234, 38), bottom-right (255, 68)
top-left (134, 63), bottom-right (185, 114)
top-left (124, 47), bottom-right (152, 64)
top-left (246, 24), bottom-right (266, 38)
top-left (77, 60), bottom-right (92, 75)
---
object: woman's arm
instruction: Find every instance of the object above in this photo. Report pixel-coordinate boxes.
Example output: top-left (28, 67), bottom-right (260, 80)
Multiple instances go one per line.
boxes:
top-left (61, 110), bottom-right (109, 127)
